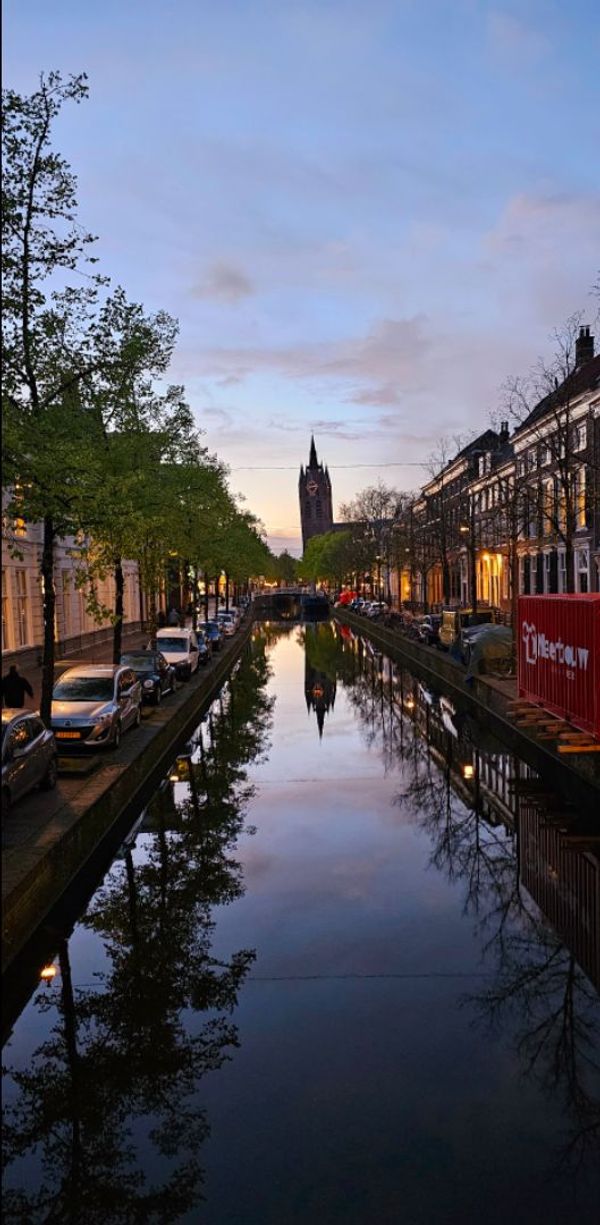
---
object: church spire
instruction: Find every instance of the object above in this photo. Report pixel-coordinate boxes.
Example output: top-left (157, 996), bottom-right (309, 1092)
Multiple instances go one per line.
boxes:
top-left (309, 435), bottom-right (318, 469)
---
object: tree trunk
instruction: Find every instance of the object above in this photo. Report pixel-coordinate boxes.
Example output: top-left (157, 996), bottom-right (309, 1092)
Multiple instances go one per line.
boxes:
top-left (225, 572), bottom-right (230, 612)
top-left (192, 566), bottom-right (198, 632)
top-left (40, 514), bottom-right (57, 726)
top-left (112, 557), bottom-right (124, 664)
top-left (204, 574), bottom-right (209, 621)
top-left (147, 586), bottom-right (158, 639)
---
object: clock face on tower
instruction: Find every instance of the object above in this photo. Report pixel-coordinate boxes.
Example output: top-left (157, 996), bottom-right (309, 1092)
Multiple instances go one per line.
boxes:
top-left (306, 479), bottom-right (318, 496)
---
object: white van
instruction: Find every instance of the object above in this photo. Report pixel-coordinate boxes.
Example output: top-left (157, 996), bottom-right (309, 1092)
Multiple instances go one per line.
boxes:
top-left (153, 628), bottom-right (201, 680)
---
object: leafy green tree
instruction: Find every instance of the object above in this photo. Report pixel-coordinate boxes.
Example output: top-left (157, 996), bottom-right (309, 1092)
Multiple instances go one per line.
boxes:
top-left (2, 72), bottom-right (106, 720)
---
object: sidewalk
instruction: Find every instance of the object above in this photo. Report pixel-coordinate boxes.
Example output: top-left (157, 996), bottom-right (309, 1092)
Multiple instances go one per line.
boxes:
top-left (3, 626), bottom-right (148, 714)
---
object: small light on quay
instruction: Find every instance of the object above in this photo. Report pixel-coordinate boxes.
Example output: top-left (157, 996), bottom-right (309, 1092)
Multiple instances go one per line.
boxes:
top-left (40, 964), bottom-right (57, 983)
top-left (462, 764), bottom-right (475, 780)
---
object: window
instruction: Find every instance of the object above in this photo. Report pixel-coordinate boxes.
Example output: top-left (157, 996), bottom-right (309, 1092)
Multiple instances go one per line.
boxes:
top-left (517, 457), bottom-right (526, 477)
top-left (527, 448), bottom-right (537, 471)
top-left (558, 550), bottom-right (567, 594)
top-left (577, 549), bottom-right (589, 594)
top-left (543, 479), bottom-right (555, 536)
top-left (316, 498), bottom-right (322, 518)
top-left (8, 720), bottom-right (32, 753)
top-left (62, 571), bottom-right (72, 637)
top-left (12, 569), bottom-right (30, 647)
top-left (575, 467), bottom-right (587, 529)
top-left (575, 422), bottom-right (587, 451)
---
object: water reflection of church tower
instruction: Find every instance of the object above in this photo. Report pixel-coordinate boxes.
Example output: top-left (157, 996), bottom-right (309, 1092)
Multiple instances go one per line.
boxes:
top-left (305, 656), bottom-right (336, 738)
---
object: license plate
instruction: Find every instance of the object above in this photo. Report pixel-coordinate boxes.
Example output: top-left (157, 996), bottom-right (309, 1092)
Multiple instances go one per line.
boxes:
top-left (56, 731), bottom-right (82, 740)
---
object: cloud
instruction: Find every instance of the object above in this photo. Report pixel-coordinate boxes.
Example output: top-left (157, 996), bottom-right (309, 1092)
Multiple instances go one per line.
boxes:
top-left (191, 261), bottom-right (254, 303)
top-left (191, 314), bottom-right (431, 409)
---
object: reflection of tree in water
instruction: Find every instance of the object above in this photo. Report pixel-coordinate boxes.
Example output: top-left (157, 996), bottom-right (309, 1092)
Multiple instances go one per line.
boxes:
top-left (347, 639), bottom-right (600, 1179)
top-left (3, 642), bottom-right (274, 1223)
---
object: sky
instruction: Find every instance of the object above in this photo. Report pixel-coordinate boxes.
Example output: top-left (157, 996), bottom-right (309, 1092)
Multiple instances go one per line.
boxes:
top-left (4, 0), bottom-right (600, 555)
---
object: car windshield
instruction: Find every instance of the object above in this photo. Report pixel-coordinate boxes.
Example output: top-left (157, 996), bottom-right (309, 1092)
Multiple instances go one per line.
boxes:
top-left (156, 637), bottom-right (188, 651)
top-left (53, 677), bottom-right (114, 702)
top-left (122, 655), bottom-right (155, 672)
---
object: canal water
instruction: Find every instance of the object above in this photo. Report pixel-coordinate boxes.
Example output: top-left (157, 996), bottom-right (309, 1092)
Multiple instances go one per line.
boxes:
top-left (2, 622), bottom-right (599, 1224)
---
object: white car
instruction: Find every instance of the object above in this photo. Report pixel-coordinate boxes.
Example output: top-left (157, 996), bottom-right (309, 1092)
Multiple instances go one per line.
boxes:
top-left (153, 628), bottom-right (201, 680)
top-left (51, 665), bottom-right (142, 749)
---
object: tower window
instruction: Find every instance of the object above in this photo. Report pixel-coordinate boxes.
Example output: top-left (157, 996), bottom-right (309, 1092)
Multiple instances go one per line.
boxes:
top-left (316, 499), bottom-right (322, 518)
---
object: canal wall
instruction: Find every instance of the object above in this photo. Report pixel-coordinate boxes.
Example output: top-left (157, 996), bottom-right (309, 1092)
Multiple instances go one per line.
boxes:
top-left (334, 609), bottom-right (600, 806)
top-left (1, 618), bottom-right (253, 974)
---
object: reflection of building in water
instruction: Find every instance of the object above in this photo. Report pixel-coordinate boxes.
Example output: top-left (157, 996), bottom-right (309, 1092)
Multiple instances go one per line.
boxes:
top-left (383, 659), bottom-right (600, 993)
top-left (305, 658), bottom-right (336, 739)
top-left (519, 802), bottom-right (600, 993)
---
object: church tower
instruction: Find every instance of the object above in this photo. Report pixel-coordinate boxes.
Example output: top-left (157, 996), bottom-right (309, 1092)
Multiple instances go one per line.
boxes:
top-left (299, 436), bottom-right (334, 551)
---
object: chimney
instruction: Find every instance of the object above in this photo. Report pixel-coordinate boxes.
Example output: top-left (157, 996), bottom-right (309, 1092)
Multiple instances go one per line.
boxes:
top-left (499, 420), bottom-right (509, 443)
top-left (575, 326), bottom-right (594, 368)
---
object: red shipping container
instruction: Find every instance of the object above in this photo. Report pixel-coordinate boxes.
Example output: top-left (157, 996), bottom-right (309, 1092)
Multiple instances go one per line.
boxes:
top-left (518, 595), bottom-right (600, 739)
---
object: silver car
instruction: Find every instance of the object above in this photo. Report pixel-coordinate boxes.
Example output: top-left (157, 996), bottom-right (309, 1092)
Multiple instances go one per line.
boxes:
top-left (2, 709), bottom-right (58, 810)
top-left (51, 664), bottom-right (142, 750)
top-left (216, 613), bottom-right (236, 637)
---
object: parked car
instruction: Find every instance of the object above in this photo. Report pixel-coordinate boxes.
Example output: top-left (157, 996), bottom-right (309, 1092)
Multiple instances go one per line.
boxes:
top-left (195, 631), bottom-right (211, 666)
top-left (51, 665), bottom-right (142, 749)
top-left (153, 628), bottom-right (202, 679)
top-left (120, 650), bottom-right (177, 705)
top-left (2, 709), bottom-right (58, 810)
top-left (202, 620), bottom-right (223, 652)
top-left (216, 612), bottom-right (236, 637)
top-left (366, 601), bottom-right (388, 619)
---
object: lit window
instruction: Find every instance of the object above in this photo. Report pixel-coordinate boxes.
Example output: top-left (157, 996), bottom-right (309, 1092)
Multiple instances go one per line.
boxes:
top-left (13, 569), bottom-right (30, 647)
top-left (1, 569), bottom-right (10, 651)
top-left (576, 467), bottom-right (587, 529)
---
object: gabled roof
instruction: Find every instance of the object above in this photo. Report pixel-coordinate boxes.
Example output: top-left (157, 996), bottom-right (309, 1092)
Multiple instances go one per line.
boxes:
top-left (514, 354), bottom-right (600, 436)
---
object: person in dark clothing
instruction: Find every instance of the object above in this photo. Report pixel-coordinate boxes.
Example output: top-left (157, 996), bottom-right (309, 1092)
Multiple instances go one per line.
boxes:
top-left (167, 607), bottom-right (181, 627)
top-left (2, 664), bottom-right (34, 708)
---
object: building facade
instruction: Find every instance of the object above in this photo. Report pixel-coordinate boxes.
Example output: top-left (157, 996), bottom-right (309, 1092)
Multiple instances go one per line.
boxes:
top-left (2, 515), bottom-right (142, 672)
top-left (393, 328), bottom-right (599, 613)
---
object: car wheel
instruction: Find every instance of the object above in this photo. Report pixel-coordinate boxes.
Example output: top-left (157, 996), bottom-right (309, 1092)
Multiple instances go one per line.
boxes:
top-left (41, 756), bottom-right (58, 791)
top-left (2, 787), bottom-right (10, 814)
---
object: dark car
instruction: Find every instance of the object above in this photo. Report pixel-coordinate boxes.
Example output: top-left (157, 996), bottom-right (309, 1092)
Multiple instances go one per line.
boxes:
top-left (120, 650), bottom-right (177, 705)
top-left (202, 621), bottom-right (223, 652)
top-left (2, 709), bottom-right (58, 811)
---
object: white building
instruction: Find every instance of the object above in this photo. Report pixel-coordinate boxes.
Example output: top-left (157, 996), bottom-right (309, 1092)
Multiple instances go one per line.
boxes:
top-left (2, 515), bottom-right (142, 672)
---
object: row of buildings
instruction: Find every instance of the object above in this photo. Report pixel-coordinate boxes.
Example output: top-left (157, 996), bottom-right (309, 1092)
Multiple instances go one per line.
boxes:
top-left (299, 325), bottom-right (599, 613)
top-left (396, 327), bottom-right (599, 612)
